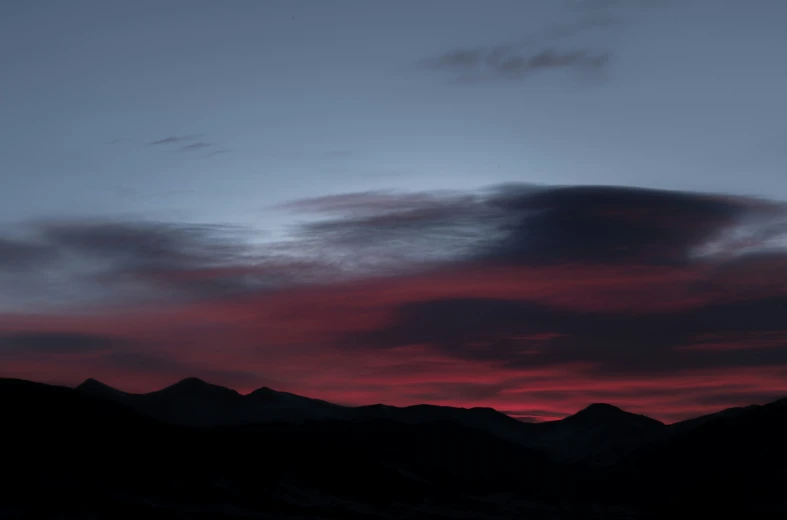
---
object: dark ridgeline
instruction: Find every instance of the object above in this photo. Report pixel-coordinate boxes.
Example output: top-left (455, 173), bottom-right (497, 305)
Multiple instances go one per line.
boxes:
top-left (1, 377), bottom-right (786, 519)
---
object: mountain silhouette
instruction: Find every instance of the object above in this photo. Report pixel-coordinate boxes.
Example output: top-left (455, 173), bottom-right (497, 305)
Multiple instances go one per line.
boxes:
top-left (77, 377), bottom-right (351, 427)
top-left (613, 396), bottom-right (787, 511)
top-left (5, 376), bottom-right (787, 518)
top-left (530, 402), bottom-right (666, 464)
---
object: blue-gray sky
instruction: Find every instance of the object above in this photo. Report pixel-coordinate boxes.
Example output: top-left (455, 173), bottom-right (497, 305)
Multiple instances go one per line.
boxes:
top-left (2, 0), bottom-right (786, 230)
top-left (1, 0), bottom-right (787, 421)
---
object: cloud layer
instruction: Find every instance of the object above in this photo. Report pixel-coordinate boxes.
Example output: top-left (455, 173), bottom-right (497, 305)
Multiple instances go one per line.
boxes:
top-left (1, 184), bottom-right (786, 422)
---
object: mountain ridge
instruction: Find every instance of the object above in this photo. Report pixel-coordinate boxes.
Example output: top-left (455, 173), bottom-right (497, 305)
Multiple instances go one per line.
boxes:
top-left (70, 376), bottom-right (787, 466)
top-left (5, 376), bottom-right (787, 516)
top-left (75, 376), bottom-right (775, 427)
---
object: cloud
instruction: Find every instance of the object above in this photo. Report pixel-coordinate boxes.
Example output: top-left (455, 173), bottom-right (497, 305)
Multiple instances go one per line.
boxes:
top-left (181, 142), bottom-right (215, 151)
top-left (146, 135), bottom-right (225, 156)
top-left (420, 14), bottom-right (618, 83)
top-left (1, 184), bottom-right (786, 421)
top-left (0, 220), bottom-right (287, 309)
top-left (37, 221), bottom-right (244, 270)
top-left (423, 47), bottom-right (610, 82)
top-left (420, 0), bottom-right (682, 84)
top-left (276, 190), bottom-right (477, 216)
top-left (477, 186), bottom-right (753, 265)
top-left (0, 237), bottom-right (58, 270)
top-left (283, 185), bottom-right (784, 270)
top-left (147, 135), bottom-right (201, 146)
top-left (0, 331), bottom-right (123, 355)
top-left (340, 295), bottom-right (787, 376)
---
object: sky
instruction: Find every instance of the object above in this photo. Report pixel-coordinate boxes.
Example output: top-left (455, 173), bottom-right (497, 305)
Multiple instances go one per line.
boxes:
top-left (1, 0), bottom-right (786, 423)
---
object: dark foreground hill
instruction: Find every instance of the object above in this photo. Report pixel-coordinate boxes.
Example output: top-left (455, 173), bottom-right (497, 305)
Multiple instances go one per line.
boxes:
top-left (2, 377), bottom-right (787, 518)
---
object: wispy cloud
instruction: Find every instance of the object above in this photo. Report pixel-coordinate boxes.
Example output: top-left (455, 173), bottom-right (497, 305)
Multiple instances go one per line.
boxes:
top-left (181, 142), bottom-right (215, 151)
top-left (145, 134), bottom-right (226, 155)
top-left (420, 14), bottom-right (618, 83)
top-left (423, 47), bottom-right (610, 82)
top-left (147, 135), bottom-right (201, 146)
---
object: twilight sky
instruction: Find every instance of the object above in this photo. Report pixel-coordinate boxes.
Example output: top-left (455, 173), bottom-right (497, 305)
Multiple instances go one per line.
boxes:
top-left (1, 0), bottom-right (786, 422)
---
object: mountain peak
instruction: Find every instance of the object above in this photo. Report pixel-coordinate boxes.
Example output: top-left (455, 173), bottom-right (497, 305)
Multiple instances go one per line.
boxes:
top-left (249, 386), bottom-right (280, 401)
top-left (77, 377), bottom-right (106, 389)
top-left (159, 377), bottom-right (239, 397)
top-left (174, 377), bottom-right (210, 387)
top-left (76, 378), bottom-right (127, 397)
top-left (579, 403), bottom-right (627, 415)
top-left (567, 403), bottom-right (664, 427)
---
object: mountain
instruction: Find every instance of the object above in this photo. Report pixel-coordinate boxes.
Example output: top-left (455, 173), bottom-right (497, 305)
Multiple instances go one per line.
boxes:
top-left (72, 379), bottom-right (670, 465)
top-left (248, 385), bottom-right (351, 421)
top-left (352, 403), bottom-right (536, 445)
top-left (5, 376), bottom-right (787, 517)
top-left (1, 377), bottom-right (162, 434)
top-left (614, 396), bottom-right (787, 512)
top-left (77, 377), bottom-right (351, 427)
top-left (2, 378), bottom-right (592, 519)
top-left (529, 403), bottom-right (666, 465)
top-left (77, 378), bottom-right (535, 442)
top-left (666, 403), bottom-right (760, 435)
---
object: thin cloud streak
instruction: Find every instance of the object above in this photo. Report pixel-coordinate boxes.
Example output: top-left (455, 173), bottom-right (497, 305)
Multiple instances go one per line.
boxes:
top-left (181, 142), bottom-right (215, 151)
top-left (148, 135), bottom-right (201, 146)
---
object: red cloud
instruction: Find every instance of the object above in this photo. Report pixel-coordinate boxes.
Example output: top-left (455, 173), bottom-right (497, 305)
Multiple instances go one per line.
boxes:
top-left (2, 256), bottom-right (786, 423)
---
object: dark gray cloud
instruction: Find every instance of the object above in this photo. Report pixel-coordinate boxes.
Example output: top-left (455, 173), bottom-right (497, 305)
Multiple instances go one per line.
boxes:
top-left (38, 220), bottom-right (245, 271)
top-left (0, 237), bottom-right (57, 270)
top-left (0, 218), bottom-right (347, 309)
top-left (341, 294), bottom-right (787, 377)
top-left (479, 186), bottom-right (750, 265)
top-left (285, 185), bottom-right (785, 268)
top-left (0, 332), bottom-right (123, 355)
top-left (0, 221), bottom-right (269, 307)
